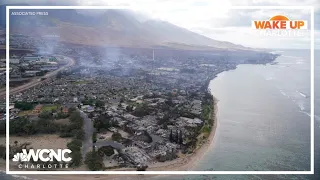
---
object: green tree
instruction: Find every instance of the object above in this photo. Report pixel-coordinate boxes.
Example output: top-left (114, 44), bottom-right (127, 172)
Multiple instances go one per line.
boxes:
top-left (67, 139), bottom-right (82, 152)
top-left (68, 107), bottom-right (77, 113)
top-left (178, 130), bottom-right (183, 144)
top-left (9, 117), bottom-right (33, 135)
top-left (69, 151), bottom-right (82, 167)
top-left (0, 145), bottom-right (5, 160)
top-left (84, 151), bottom-right (104, 171)
top-left (126, 105), bottom-right (133, 112)
top-left (14, 102), bottom-right (34, 110)
top-left (69, 111), bottom-right (83, 129)
top-left (95, 100), bottom-right (105, 108)
top-left (94, 114), bottom-right (112, 132)
top-left (98, 146), bottom-right (114, 157)
top-left (92, 132), bottom-right (97, 143)
top-left (175, 130), bottom-right (178, 143)
top-left (111, 132), bottom-right (122, 142)
top-left (23, 123), bottom-right (37, 135)
top-left (74, 129), bottom-right (85, 140)
top-left (169, 129), bottom-right (173, 142)
top-left (0, 121), bottom-right (5, 135)
top-left (131, 103), bottom-right (150, 117)
top-left (39, 111), bottom-right (53, 119)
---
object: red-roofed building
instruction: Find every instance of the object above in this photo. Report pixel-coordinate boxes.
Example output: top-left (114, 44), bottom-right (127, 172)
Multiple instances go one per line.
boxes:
top-left (32, 105), bottom-right (42, 114)
top-left (62, 107), bottom-right (69, 114)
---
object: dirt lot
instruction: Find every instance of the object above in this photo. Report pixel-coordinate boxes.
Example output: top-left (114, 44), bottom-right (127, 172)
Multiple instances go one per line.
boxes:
top-left (0, 134), bottom-right (72, 149)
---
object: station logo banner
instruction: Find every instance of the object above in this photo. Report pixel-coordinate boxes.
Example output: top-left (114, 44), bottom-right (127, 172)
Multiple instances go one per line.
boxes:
top-left (252, 15), bottom-right (308, 37)
top-left (12, 149), bottom-right (72, 169)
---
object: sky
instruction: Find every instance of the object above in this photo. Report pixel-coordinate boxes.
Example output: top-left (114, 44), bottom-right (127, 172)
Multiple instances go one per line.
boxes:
top-left (1, 0), bottom-right (320, 49)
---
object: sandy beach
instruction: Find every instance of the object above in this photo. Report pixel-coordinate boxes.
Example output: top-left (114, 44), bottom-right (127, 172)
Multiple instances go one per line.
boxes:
top-left (0, 97), bottom-right (219, 180)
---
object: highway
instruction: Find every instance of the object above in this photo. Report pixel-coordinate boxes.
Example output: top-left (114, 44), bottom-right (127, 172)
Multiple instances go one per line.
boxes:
top-left (0, 55), bottom-right (75, 98)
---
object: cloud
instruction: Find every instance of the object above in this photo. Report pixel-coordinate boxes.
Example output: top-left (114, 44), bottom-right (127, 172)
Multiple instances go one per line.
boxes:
top-left (191, 26), bottom-right (313, 49)
top-left (1, 0), bottom-right (319, 49)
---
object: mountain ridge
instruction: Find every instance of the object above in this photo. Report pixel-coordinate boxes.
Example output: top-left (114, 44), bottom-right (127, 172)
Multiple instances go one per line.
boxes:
top-left (1, 4), bottom-right (257, 51)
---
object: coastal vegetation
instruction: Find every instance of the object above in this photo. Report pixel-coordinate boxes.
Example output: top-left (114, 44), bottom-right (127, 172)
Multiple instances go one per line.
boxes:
top-left (111, 132), bottom-right (122, 142)
top-left (6, 107), bottom-right (83, 137)
top-left (98, 146), bottom-right (115, 157)
top-left (92, 132), bottom-right (97, 143)
top-left (0, 144), bottom-right (5, 160)
top-left (67, 139), bottom-right (83, 167)
top-left (2, 91), bottom-right (216, 170)
top-left (14, 101), bottom-right (34, 110)
top-left (200, 92), bottom-right (214, 138)
top-left (0, 120), bottom-right (5, 134)
top-left (84, 150), bottom-right (104, 171)
top-left (1, 107), bottom-right (85, 167)
top-left (93, 114), bottom-right (118, 132)
top-left (84, 146), bottom-right (117, 171)
top-left (131, 103), bottom-right (151, 117)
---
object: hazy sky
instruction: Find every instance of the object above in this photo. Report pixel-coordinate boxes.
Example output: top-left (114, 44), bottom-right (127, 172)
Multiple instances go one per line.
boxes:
top-left (2, 0), bottom-right (320, 49)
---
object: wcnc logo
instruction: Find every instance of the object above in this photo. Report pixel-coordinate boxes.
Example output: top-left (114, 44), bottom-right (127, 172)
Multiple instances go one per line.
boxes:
top-left (12, 149), bottom-right (72, 169)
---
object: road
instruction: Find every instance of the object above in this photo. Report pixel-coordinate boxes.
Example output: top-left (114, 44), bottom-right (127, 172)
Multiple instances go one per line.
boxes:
top-left (0, 55), bottom-right (75, 98)
top-left (79, 110), bottom-right (95, 160)
top-left (94, 141), bottom-right (125, 150)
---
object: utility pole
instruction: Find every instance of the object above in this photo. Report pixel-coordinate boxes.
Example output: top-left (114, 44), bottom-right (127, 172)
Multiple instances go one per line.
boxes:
top-left (151, 49), bottom-right (155, 91)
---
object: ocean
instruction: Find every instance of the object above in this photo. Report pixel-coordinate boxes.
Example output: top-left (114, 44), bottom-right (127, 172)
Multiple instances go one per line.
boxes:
top-left (158, 49), bottom-right (319, 180)
top-left (196, 49), bottom-right (312, 171)
top-left (1, 49), bottom-right (319, 180)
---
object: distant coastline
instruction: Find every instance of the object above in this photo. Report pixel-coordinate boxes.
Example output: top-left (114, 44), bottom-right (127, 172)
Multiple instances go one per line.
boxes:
top-left (0, 52), bottom-right (279, 178)
top-left (0, 56), bottom-right (276, 176)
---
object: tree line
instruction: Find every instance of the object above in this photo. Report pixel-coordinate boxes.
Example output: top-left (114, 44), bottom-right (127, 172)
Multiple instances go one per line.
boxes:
top-left (169, 129), bottom-right (183, 144)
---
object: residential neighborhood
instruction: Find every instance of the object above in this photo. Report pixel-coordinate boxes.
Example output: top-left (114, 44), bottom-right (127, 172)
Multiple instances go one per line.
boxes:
top-left (0, 33), bottom-right (278, 171)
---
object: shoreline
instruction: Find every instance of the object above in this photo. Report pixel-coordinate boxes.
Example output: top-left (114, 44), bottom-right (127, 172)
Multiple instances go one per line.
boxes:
top-left (0, 96), bottom-right (219, 180)
top-left (145, 96), bottom-right (219, 171)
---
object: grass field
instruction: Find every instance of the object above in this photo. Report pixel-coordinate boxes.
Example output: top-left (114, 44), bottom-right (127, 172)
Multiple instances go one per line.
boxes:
top-left (41, 104), bottom-right (60, 112)
top-left (17, 104), bottom-right (61, 117)
top-left (72, 80), bottom-right (88, 84)
top-left (17, 110), bottom-right (33, 116)
top-left (0, 134), bottom-right (72, 149)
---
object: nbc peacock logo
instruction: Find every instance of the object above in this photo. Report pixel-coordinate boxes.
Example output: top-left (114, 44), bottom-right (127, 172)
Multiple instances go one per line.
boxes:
top-left (12, 152), bottom-right (28, 162)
